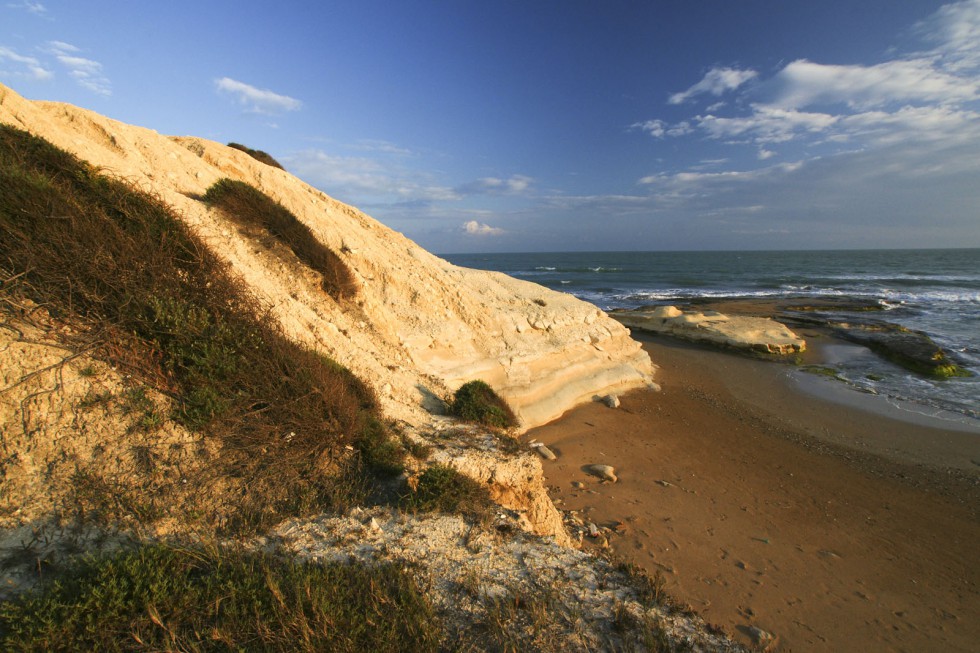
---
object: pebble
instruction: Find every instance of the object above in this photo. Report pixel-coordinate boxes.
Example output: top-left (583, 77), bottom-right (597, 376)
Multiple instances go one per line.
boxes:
top-left (747, 626), bottom-right (776, 648)
top-left (571, 481), bottom-right (586, 489)
top-left (584, 464), bottom-right (618, 483)
top-left (602, 394), bottom-right (621, 408)
top-left (532, 443), bottom-right (557, 461)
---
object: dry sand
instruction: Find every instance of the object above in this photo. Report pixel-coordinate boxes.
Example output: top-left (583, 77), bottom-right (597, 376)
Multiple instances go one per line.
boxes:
top-left (528, 334), bottom-right (980, 652)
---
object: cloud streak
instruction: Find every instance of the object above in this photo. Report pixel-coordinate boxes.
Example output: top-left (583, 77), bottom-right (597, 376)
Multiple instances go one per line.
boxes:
top-left (0, 45), bottom-right (53, 80)
top-left (6, 1), bottom-right (47, 15)
top-left (45, 41), bottom-right (111, 95)
top-left (456, 175), bottom-right (533, 196)
top-left (668, 66), bottom-right (758, 104)
top-left (761, 58), bottom-right (978, 110)
top-left (215, 77), bottom-right (302, 114)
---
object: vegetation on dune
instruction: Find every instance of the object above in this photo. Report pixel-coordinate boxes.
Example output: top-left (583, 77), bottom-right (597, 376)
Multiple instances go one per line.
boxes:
top-left (227, 141), bottom-right (285, 169)
top-left (0, 124), bottom-right (402, 533)
top-left (401, 464), bottom-right (495, 522)
top-left (0, 543), bottom-right (441, 652)
top-left (448, 380), bottom-right (518, 429)
top-left (203, 177), bottom-right (357, 299)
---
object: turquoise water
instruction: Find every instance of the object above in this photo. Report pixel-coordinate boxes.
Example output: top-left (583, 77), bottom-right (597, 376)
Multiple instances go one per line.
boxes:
top-left (444, 249), bottom-right (980, 426)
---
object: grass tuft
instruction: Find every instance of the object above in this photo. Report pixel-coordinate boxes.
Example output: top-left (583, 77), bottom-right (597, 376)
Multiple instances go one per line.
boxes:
top-left (447, 380), bottom-right (518, 429)
top-left (227, 142), bottom-right (285, 169)
top-left (0, 542), bottom-right (441, 652)
top-left (401, 464), bottom-right (494, 522)
top-left (202, 178), bottom-right (357, 299)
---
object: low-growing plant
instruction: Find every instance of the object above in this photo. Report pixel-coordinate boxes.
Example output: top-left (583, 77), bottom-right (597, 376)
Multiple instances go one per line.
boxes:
top-left (202, 177), bottom-right (357, 299)
top-left (0, 542), bottom-right (442, 652)
top-left (227, 141), bottom-right (285, 169)
top-left (401, 464), bottom-right (494, 521)
top-left (448, 380), bottom-right (518, 429)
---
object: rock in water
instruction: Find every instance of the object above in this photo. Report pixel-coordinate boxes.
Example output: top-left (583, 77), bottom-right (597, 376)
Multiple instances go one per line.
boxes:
top-left (584, 464), bottom-right (618, 482)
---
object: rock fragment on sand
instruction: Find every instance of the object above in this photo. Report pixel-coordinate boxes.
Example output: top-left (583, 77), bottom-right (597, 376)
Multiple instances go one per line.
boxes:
top-left (584, 464), bottom-right (618, 483)
top-left (747, 625), bottom-right (776, 650)
top-left (602, 394), bottom-right (621, 408)
top-left (531, 443), bottom-right (557, 461)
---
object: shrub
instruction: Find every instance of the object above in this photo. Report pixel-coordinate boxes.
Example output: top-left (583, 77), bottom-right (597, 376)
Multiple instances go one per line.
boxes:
top-left (448, 380), bottom-right (517, 429)
top-left (0, 125), bottom-right (395, 533)
top-left (203, 178), bottom-right (357, 299)
top-left (0, 543), bottom-right (441, 652)
top-left (401, 464), bottom-right (494, 521)
top-left (227, 141), bottom-right (285, 169)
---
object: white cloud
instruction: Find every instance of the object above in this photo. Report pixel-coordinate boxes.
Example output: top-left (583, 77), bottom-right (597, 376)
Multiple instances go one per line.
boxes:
top-left (638, 161), bottom-right (803, 188)
top-left (764, 58), bottom-right (977, 110)
top-left (463, 220), bottom-right (504, 236)
top-left (215, 77), bottom-right (302, 114)
top-left (45, 41), bottom-right (110, 95)
top-left (668, 66), bottom-right (758, 104)
top-left (915, 0), bottom-right (980, 73)
top-left (697, 105), bottom-right (839, 143)
top-left (0, 45), bottom-right (52, 80)
top-left (46, 40), bottom-right (78, 53)
top-left (632, 118), bottom-right (693, 138)
top-left (632, 119), bottom-right (666, 138)
top-left (456, 175), bottom-right (533, 196)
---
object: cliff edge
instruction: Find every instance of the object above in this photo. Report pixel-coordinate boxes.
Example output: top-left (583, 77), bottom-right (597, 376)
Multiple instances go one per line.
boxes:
top-left (0, 83), bottom-right (653, 429)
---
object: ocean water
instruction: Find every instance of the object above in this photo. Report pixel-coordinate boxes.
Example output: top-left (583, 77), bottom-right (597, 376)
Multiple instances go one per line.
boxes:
top-left (444, 249), bottom-right (980, 428)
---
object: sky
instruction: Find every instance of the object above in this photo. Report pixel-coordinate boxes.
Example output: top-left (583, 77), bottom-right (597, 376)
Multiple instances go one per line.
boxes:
top-left (2, 1), bottom-right (979, 253)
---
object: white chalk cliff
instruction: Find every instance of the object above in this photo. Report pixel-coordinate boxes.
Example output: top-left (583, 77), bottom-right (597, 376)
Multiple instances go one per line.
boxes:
top-left (0, 83), bottom-right (654, 429)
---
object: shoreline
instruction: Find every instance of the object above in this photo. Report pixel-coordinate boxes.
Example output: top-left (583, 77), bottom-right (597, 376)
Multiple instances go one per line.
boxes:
top-left (527, 334), bottom-right (980, 652)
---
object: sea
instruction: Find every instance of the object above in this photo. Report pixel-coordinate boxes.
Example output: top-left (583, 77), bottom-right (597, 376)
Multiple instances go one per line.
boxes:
top-left (443, 249), bottom-right (980, 430)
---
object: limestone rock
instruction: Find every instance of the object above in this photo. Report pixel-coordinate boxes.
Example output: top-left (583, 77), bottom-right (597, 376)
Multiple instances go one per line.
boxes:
top-left (531, 443), bottom-right (558, 461)
top-left (612, 305), bottom-right (805, 355)
top-left (602, 394), bottom-right (621, 408)
top-left (584, 464), bottom-right (618, 483)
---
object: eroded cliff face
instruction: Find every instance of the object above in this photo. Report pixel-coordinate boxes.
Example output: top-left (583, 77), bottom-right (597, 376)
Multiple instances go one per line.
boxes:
top-left (0, 83), bottom-right (653, 430)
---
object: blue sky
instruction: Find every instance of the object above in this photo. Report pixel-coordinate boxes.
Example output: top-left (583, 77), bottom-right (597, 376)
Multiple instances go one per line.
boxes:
top-left (2, 1), bottom-right (979, 253)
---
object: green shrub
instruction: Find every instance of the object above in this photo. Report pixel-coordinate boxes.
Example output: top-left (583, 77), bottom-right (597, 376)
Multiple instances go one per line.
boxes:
top-left (228, 141), bottom-right (285, 169)
top-left (0, 543), bottom-right (441, 652)
top-left (203, 178), bottom-right (357, 299)
top-left (401, 464), bottom-right (494, 521)
top-left (448, 380), bottom-right (517, 429)
top-left (0, 125), bottom-right (395, 533)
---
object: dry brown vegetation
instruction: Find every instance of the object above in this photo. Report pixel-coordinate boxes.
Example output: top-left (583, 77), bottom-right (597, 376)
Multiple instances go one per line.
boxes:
top-left (203, 178), bottom-right (358, 299)
top-left (227, 141), bottom-right (285, 169)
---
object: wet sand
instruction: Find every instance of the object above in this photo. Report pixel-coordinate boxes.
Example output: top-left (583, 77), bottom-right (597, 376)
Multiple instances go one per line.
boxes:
top-left (527, 334), bottom-right (980, 652)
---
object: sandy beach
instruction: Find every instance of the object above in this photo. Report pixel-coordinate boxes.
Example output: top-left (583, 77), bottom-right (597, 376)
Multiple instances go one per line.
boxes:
top-left (527, 333), bottom-right (980, 652)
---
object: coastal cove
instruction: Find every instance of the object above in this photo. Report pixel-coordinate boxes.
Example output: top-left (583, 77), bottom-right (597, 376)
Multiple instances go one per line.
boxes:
top-left (2, 82), bottom-right (977, 651)
top-left (528, 334), bottom-right (980, 652)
